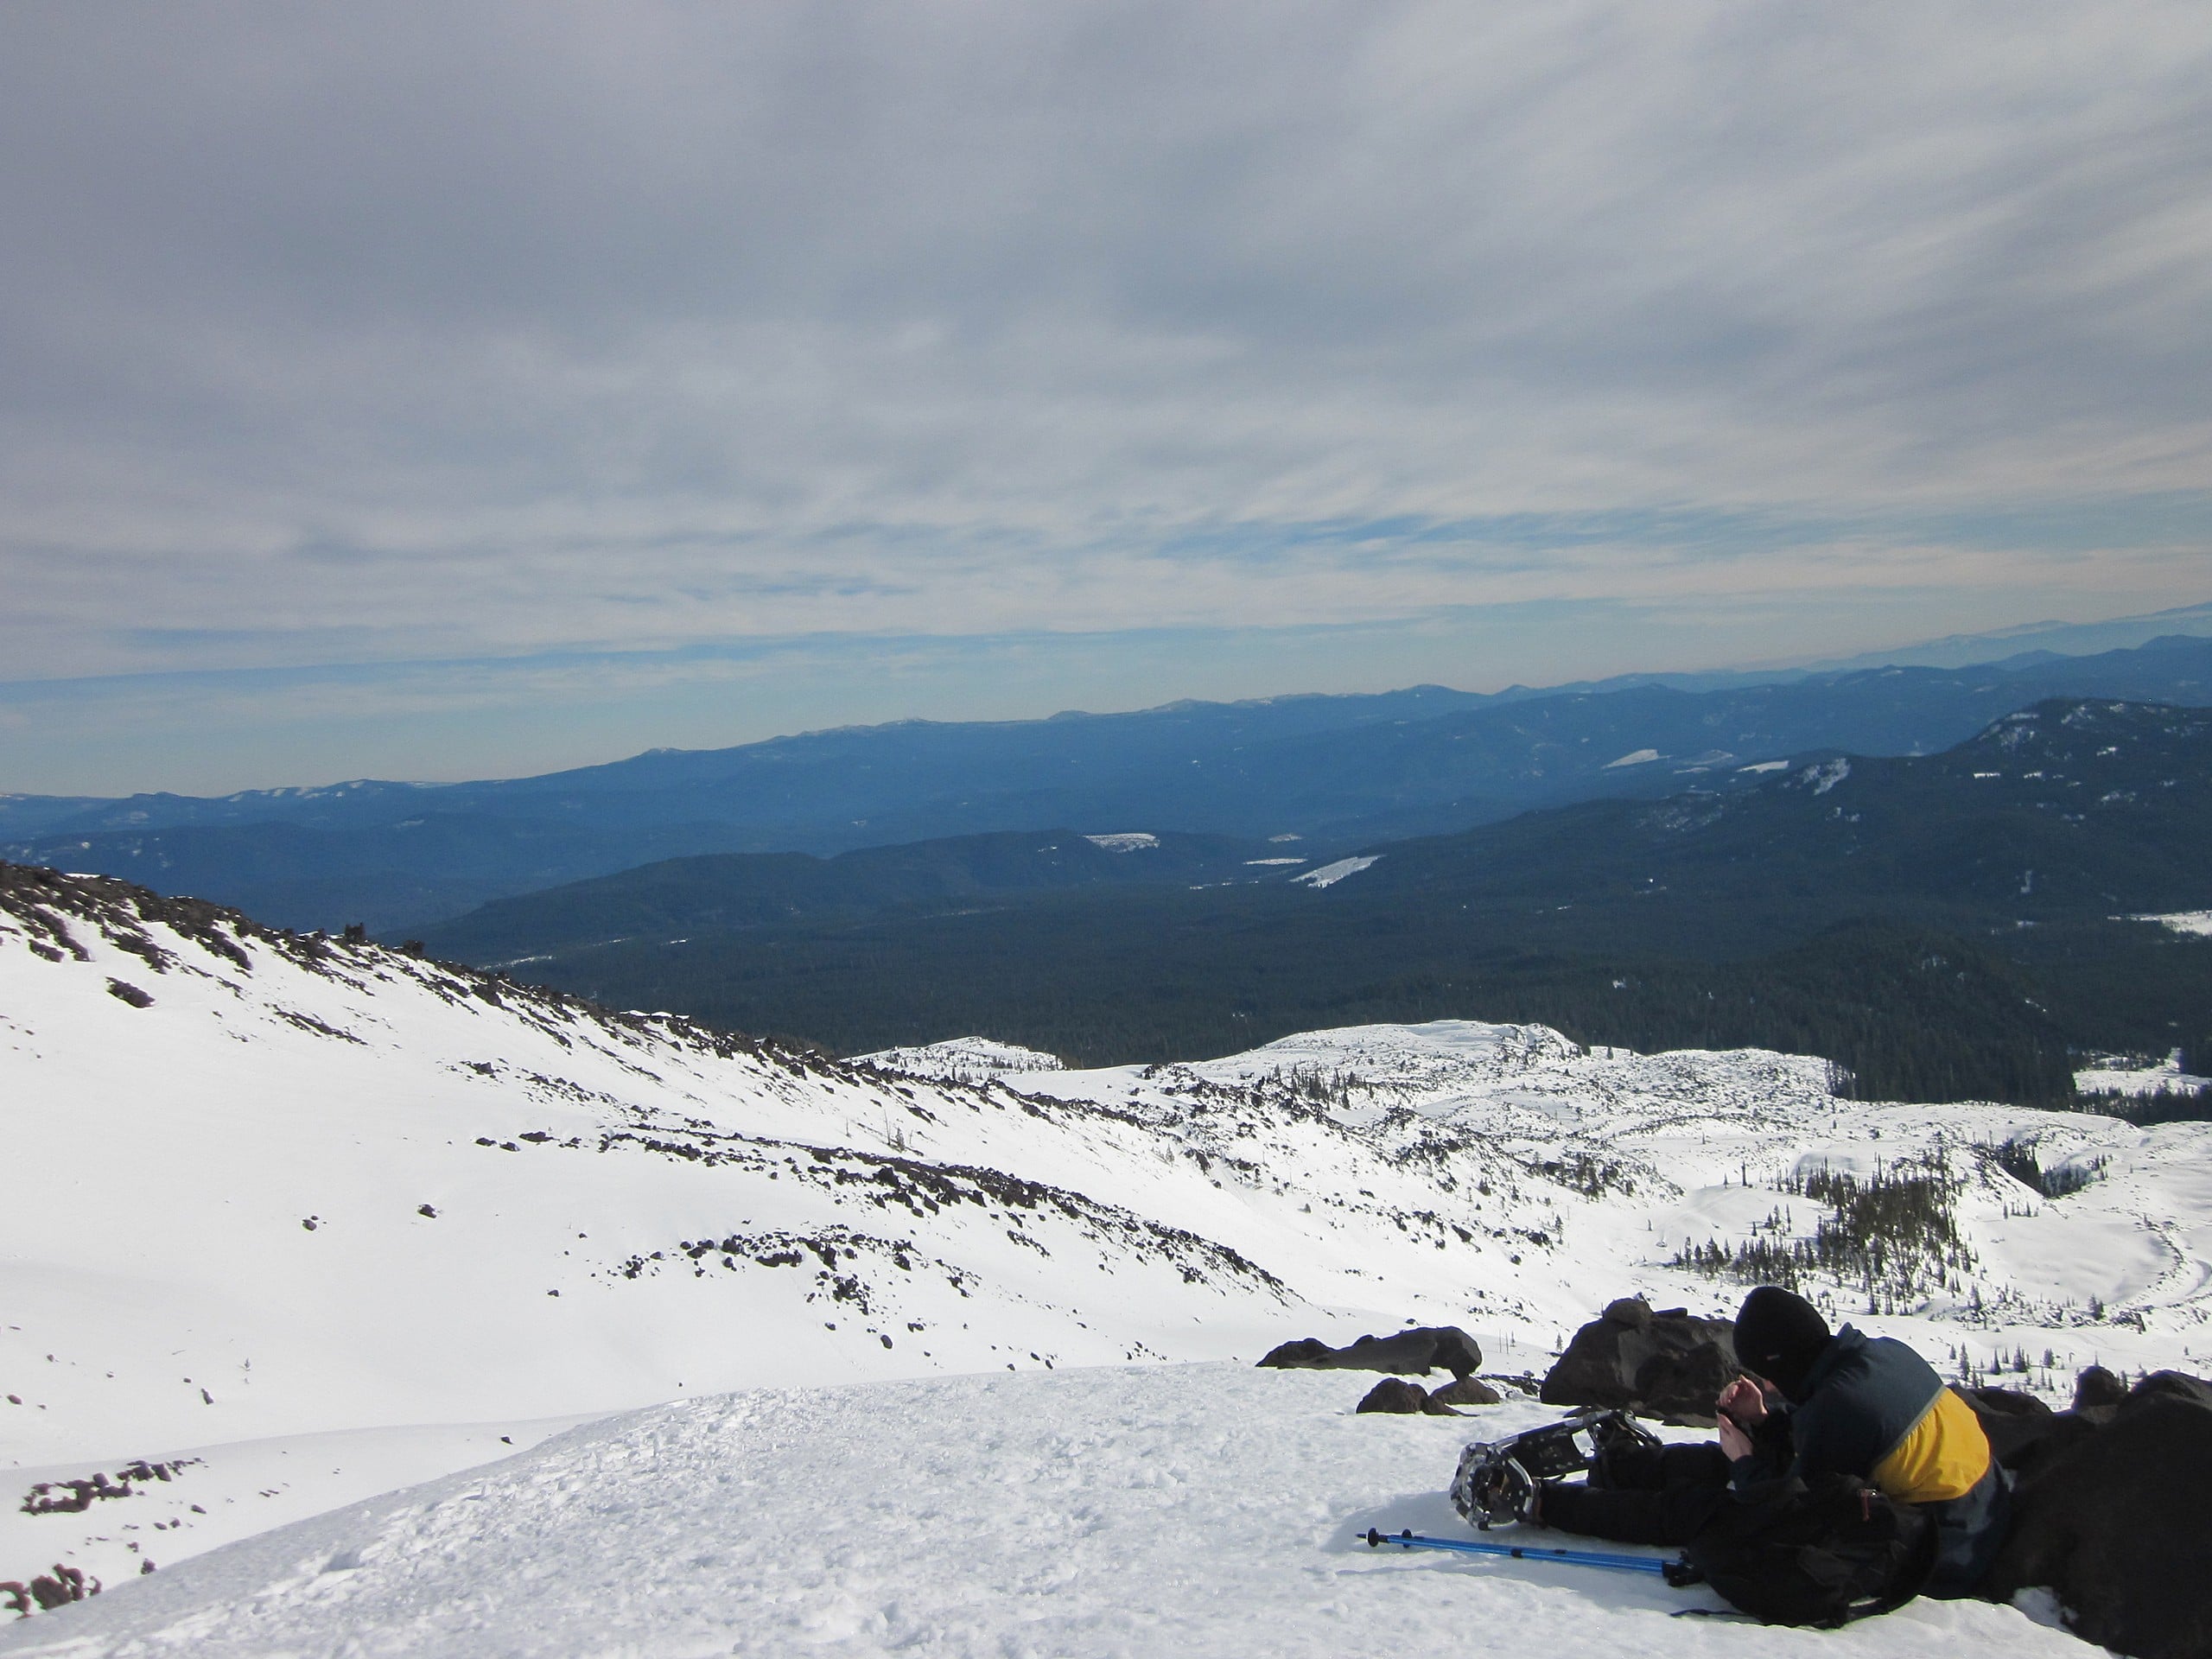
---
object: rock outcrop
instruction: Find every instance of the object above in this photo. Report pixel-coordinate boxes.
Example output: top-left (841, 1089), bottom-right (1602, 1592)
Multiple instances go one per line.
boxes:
top-left (1981, 1370), bottom-right (2212, 1659)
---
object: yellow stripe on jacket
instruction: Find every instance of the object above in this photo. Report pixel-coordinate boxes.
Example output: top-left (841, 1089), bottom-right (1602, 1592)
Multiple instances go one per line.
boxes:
top-left (1871, 1386), bottom-right (1992, 1503)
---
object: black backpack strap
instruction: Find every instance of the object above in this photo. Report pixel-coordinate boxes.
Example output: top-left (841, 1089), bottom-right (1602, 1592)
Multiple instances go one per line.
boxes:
top-left (1833, 1493), bottom-right (1942, 1625)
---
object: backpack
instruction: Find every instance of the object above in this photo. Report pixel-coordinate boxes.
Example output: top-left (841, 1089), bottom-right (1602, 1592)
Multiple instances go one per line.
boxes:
top-left (1677, 1474), bottom-right (1937, 1627)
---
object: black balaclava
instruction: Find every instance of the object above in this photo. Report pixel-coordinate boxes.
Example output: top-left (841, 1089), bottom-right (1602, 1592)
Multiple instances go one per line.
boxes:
top-left (1733, 1286), bottom-right (1832, 1402)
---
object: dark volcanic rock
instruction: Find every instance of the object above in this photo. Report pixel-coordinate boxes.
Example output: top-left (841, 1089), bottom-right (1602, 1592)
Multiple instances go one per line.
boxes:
top-left (1255, 1325), bottom-right (1483, 1380)
top-left (1430, 1375), bottom-right (1504, 1408)
top-left (1955, 1385), bottom-right (2057, 1468)
top-left (1354, 1378), bottom-right (1462, 1416)
top-left (2074, 1364), bottom-right (2127, 1410)
top-left (1984, 1372), bottom-right (2212, 1659)
top-left (2133, 1370), bottom-right (2212, 1410)
top-left (1541, 1298), bottom-right (1738, 1419)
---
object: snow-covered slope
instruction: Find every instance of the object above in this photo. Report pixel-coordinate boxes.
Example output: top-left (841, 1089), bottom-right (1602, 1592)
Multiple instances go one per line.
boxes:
top-left (0, 1365), bottom-right (2091, 1659)
top-left (6, 863), bottom-right (2212, 1643)
top-left (0, 869), bottom-right (1319, 1466)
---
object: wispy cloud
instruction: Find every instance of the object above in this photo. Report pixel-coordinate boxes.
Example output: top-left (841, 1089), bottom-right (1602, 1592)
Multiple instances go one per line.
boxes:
top-left (2, 2), bottom-right (2209, 789)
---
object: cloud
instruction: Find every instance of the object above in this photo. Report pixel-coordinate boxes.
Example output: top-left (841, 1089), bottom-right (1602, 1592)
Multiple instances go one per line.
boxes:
top-left (1, 1), bottom-right (2209, 779)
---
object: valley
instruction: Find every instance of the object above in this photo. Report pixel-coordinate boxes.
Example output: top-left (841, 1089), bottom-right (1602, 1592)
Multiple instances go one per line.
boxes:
top-left (415, 699), bottom-right (2212, 1103)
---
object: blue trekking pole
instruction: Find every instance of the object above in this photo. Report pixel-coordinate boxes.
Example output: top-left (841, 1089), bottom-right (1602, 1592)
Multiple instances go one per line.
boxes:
top-left (1363, 1527), bottom-right (1699, 1585)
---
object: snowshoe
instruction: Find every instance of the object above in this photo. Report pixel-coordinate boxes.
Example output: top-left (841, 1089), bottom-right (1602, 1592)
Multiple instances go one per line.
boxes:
top-left (1451, 1407), bottom-right (1663, 1529)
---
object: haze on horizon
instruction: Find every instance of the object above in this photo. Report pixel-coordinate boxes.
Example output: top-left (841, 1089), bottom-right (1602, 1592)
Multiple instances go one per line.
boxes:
top-left (3, 2), bottom-right (2210, 798)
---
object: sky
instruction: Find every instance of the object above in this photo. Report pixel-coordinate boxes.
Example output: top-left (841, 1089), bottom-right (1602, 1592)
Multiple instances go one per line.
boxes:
top-left (4, 2), bottom-right (2211, 798)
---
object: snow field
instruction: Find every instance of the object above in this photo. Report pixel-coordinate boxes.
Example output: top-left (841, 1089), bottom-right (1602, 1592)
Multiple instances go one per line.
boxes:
top-left (0, 1416), bottom-right (595, 1615)
top-left (0, 1365), bottom-right (2090, 1658)
top-left (10, 872), bottom-right (2212, 1649)
top-left (1291, 855), bottom-right (1379, 888)
top-left (2124, 911), bottom-right (2212, 938)
top-left (2073, 1049), bottom-right (2209, 1097)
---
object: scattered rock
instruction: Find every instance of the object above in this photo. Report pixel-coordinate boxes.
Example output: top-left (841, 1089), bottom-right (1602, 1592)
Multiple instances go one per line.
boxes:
top-left (1255, 1325), bottom-right (1483, 1380)
top-left (1541, 1297), bottom-right (1738, 1419)
top-left (19, 1459), bottom-right (200, 1516)
top-left (0, 1564), bottom-right (99, 1615)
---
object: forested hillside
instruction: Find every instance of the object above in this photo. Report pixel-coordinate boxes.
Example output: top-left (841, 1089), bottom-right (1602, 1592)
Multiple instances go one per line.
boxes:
top-left (428, 701), bottom-right (2212, 1106)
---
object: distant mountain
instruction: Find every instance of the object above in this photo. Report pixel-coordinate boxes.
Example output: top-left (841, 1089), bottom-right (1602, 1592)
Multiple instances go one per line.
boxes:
top-left (6, 635), bottom-right (2211, 933)
top-left (443, 700), bottom-right (2212, 1103)
top-left (1801, 598), bottom-right (2212, 673)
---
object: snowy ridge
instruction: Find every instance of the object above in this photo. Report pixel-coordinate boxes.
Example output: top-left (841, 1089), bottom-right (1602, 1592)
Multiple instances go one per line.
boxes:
top-left (7, 863), bottom-right (2212, 1647)
top-left (855, 1036), bottom-right (1065, 1082)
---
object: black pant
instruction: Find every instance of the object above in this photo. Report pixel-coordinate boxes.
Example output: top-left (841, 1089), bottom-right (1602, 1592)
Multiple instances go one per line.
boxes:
top-left (1537, 1440), bottom-right (1734, 1547)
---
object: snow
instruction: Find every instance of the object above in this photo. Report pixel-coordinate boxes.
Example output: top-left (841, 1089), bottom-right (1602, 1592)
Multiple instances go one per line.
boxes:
top-left (854, 1036), bottom-right (1065, 1081)
top-left (0, 1416), bottom-right (594, 1610)
top-left (2122, 910), bottom-right (2212, 938)
top-left (1294, 855), bottom-right (1380, 888)
top-left (1798, 758), bottom-right (1852, 795)
top-left (1244, 857), bottom-right (1307, 867)
top-left (1603, 748), bottom-right (1661, 769)
top-left (2075, 1050), bottom-right (2210, 1097)
top-left (1083, 833), bottom-right (1158, 852)
top-left (1736, 760), bottom-right (1789, 774)
top-left (7, 871), bottom-right (2212, 1649)
top-left (0, 1366), bottom-right (2092, 1659)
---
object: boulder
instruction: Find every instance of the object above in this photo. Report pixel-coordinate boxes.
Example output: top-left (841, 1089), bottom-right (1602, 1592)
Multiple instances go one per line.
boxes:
top-left (1255, 1325), bottom-right (1483, 1380)
top-left (1430, 1375), bottom-right (1504, 1408)
top-left (1955, 1385), bottom-right (2057, 1468)
top-left (1353, 1378), bottom-right (1462, 1416)
top-left (2133, 1370), bottom-right (2212, 1410)
top-left (1984, 1371), bottom-right (2212, 1659)
top-left (1541, 1298), bottom-right (1738, 1419)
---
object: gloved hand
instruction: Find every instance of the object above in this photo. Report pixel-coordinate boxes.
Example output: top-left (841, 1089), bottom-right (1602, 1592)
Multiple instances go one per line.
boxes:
top-left (1716, 1376), bottom-right (1768, 1426)
top-left (1718, 1414), bottom-right (1753, 1461)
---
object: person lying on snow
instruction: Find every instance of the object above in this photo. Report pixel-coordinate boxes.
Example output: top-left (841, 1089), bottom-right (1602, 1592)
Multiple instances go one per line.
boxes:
top-left (1529, 1286), bottom-right (2011, 1600)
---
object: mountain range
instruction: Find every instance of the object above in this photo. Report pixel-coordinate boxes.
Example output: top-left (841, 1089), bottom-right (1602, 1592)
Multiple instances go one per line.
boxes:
top-left (8, 632), bottom-right (2211, 934)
